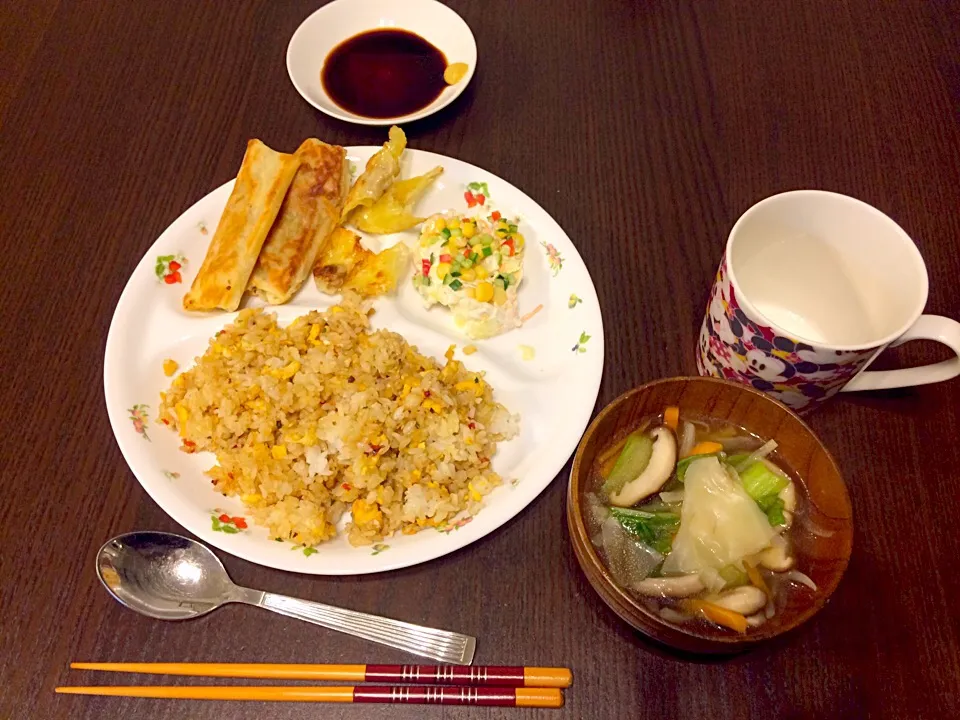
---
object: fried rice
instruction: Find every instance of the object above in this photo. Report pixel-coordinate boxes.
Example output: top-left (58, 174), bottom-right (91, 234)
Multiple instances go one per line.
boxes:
top-left (158, 295), bottom-right (518, 547)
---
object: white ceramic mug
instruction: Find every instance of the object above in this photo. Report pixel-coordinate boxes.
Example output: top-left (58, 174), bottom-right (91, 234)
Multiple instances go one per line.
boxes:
top-left (696, 190), bottom-right (960, 410)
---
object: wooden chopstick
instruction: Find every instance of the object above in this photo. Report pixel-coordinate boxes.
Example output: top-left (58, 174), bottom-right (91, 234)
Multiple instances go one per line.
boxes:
top-left (55, 685), bottom-right (563, 707)
top-left (70, 662), bottom-right (573, 688)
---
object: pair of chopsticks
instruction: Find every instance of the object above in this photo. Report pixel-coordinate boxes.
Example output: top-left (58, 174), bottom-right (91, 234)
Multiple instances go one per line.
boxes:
top-left (57, 663), bottom-right (572, 708)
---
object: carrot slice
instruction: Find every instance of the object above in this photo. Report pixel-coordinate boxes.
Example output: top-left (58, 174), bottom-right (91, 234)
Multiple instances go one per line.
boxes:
top-left (745, 563), bottom-right (771, 597)
top-left (684, 599), bottom-right (748, 633)
top-left (664, 406), bottom-right (679, 431)
top-left (684, 441), bottom-right (724, 458)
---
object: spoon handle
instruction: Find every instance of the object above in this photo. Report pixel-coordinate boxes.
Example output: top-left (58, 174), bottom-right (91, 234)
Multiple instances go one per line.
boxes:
top-left (244, 590), bottom-right (476, 665)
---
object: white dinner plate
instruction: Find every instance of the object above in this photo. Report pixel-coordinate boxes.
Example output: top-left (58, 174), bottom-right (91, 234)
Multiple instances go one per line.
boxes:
top-left (287, 0), bottom-right (477, 125)
top-left (104, 147), bottom-right (604, 574)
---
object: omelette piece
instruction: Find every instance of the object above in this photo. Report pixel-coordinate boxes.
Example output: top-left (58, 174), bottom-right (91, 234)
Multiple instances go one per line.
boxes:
top-left (352, 166), bottom-right (444, 235)
top-left (312, 227), bottom-right (408, 297)
top-left (414, 211), bottom-right (526, 339)
top-left (247, 139), bottom-right (348, 304)
top-left (183, 140), bottom-right (300, 312)
top-left (340, 126), bottom-right (406, 222)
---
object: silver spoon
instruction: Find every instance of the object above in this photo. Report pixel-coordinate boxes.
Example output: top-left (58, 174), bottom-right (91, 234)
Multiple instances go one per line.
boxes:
top-left (96, 531), bottom-right (475, 664)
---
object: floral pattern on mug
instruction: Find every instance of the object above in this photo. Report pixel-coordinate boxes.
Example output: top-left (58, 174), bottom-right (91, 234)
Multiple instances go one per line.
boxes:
top-left (697, 259), bottom-right (876, 410)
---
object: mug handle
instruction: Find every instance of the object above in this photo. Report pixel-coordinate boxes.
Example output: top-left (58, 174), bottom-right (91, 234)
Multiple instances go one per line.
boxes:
top-left (842, 315), bottom-right (960, 392)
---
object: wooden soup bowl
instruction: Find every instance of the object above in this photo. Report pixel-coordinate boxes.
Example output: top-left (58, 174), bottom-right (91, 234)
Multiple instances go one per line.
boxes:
top-left (567, 377), bottom-right (853, 653)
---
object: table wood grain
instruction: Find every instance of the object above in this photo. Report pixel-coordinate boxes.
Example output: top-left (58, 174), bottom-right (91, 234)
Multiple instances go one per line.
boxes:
top-left (2, 1), bottom-right (959, 718)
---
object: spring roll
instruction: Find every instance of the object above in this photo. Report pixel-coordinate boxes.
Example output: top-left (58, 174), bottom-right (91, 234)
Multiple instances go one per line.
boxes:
top-left (247, 139), bottom-right (348, 304)
top-left (183, 140), bottom-right (300, 311)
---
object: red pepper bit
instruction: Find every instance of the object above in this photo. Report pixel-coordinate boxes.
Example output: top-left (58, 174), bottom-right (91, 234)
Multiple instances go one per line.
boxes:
top-left (423, 390), bottom-right (432, 397)
top-left (476, 193), bottom-right (486, 206)
top-left (171, 271), bottom-right (182, 283)
top-left (491, 211), bottom-right (501, 221)
top-left (218, 513), bottom-right (231, 523)
top-left (168, 260), bottom-right (182, 272)
top-left (232, 517), bottom-right (248, 529)
top-left (342, 483), bottom-right (351, 491)
top-left (468, 422), bottom-right (477, 429)
top-left (503, 238), bottom-right (515, 256)
top-left (462, 246), bottom-right (472, 257)
top-left (164, 273), bottom-right (178, 284)
top-left (439, 253), bottom-right (452, 263)
top-left (421, 258), bottom-right (431, 276)
top-left (464, 190), bottom-right (477, 207)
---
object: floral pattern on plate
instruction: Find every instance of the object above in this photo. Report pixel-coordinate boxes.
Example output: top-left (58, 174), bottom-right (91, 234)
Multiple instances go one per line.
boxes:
top-left (211, 513), bottom-right (248, 534)
top-left (155, 254), bottom-right (185, 284)
top-left (542, 242), bottom-right (563, 275)
top-left (128, 404), bottom-right (150, 440)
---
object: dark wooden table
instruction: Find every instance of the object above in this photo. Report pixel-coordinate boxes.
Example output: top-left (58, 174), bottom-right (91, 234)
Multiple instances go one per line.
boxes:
top-left (3, 1), bottom-right (959, 718)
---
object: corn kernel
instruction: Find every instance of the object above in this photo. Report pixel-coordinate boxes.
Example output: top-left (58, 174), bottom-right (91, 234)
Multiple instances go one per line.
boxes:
top-left (463, 287), bottom-right (476, 299)
top-left (308, 324), bottom-right (321, 344)
top-left (454, 236), bottom-right (468, 248)
top-left (493, 286), bottom-right (507, 306)
top-left (447, 217), bottom-right (461, 229)
top-left (271, 445), bottom-right (287, 459)
top-left (513, 232), bottom-right (525, 249)
top-left (461, 222), bottom-right (476, 239)
top-left (433, 217), bottom-right (447, 232)
top-left (460, 267), bottom-right (476, 282)
top-left (435, 262), bottom-right (451, 279)
top-left (475, 281), bottom-right (494, 303)
top-left (174, 403), bottom-right (188, 438)
top-left (463, 345), bottom-right (478, 355)
top-left (473, 264), bottom-right (489, 280)
top-left (163, 359), bottom-right (179, 376)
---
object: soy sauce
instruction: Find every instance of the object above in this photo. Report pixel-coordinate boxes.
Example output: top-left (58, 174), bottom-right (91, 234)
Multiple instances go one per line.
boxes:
top-left (321, 29), bottom-right (448, 119)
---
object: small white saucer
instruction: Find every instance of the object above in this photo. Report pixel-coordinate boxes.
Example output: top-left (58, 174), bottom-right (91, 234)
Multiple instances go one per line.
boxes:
top-left (286, 0), bottom-right (477, 126)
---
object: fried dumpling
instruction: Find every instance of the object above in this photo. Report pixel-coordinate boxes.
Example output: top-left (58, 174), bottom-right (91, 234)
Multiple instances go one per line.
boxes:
top-left (247, 139), bottom-right (348, 305)
top-left (183, 140), bottom-right (300, 312)
top-left (313, 227), bottom-right (408, 297)
top-left (340, 126), bottom-right (406, 222)
top-left (342, 244), bottom-right (409, 297)
top-left (351, 166), bottom-right (443, 234)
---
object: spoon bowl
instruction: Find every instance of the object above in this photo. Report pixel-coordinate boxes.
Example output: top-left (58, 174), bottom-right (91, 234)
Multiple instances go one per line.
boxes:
top-left (95, 531), bottom-right (476, 663)
top-left (97, 532), bottom-right (236, 620)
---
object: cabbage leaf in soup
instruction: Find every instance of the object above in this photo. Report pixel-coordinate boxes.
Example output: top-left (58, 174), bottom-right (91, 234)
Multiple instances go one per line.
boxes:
top-left (662, 457), bottom-right (775, 575)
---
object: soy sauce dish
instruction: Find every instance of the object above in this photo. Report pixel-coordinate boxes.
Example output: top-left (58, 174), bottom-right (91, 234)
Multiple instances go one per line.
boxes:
top-left (287, 0), bottom-right (477, 125)
top-left (567, 377), bottom-right (853, 654)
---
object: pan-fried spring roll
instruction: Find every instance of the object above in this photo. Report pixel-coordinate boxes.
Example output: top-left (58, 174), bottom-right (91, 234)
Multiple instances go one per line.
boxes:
top-left (247, 139), bottom-right (348, 305)
top-left (183, 140), bottom-right (300, 311)
top-left (340, 125), bottom-right (406, 222)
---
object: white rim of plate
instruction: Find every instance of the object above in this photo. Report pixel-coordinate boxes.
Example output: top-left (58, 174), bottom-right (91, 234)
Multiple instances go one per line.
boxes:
top-left (104, 147), bottom-right (604, 575)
